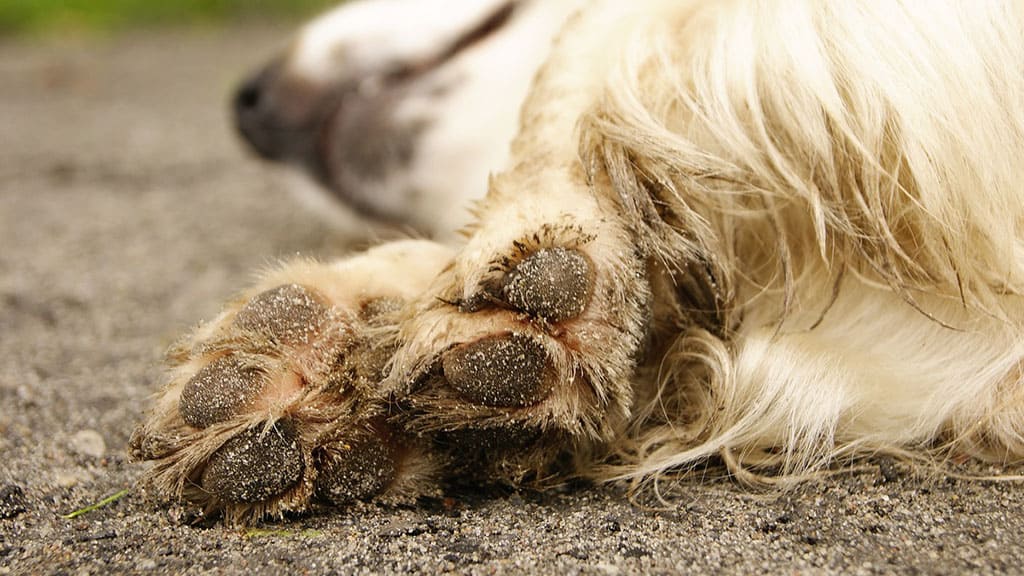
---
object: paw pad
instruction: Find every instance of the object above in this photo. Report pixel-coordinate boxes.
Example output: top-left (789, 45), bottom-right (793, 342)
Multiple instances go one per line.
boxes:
top-left (201, 420), bottom-right (305, 504)
top-left (133, 243), bottom-right (457, 522)
top-left (234, 284), bottom-right (328, 345)
top-left (179, 355), bottom-right (266, 428)
top-left (442, 332), bottom-right (552, 407)
top-left (315, 435), bottom-right (397, 505)
top-left (502, 247), bottom-right (592, 322)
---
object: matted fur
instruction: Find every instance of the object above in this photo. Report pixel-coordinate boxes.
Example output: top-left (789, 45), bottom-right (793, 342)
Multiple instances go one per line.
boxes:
top-left (571, 0), bottom-right (1024, 482)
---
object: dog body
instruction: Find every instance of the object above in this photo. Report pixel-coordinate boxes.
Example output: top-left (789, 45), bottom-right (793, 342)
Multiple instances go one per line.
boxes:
top-left (133, 0), bottom-right (1024, 521)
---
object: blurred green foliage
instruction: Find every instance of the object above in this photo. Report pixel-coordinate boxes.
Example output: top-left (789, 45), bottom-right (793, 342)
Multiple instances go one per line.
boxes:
top-left (0, 0), bottom-right (339, 34)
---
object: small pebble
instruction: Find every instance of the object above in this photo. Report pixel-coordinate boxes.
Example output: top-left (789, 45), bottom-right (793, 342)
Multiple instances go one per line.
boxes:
top-left (69, 429), bottom-right (106, 459)
top-left (55, 469), bottom-right (93, 488)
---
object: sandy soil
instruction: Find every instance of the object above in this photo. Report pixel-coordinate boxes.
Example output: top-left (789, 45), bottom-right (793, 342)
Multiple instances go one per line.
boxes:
top-left (1, 27), bottom-right (1024, 575)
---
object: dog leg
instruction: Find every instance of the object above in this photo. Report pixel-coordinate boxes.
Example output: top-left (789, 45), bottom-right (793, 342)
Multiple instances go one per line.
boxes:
top-left (386, 3), bottom-right (659, 481)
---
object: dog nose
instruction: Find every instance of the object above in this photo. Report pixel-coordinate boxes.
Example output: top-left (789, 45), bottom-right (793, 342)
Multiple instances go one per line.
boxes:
top-left (235, 74), bottom-right (263, 114)
top-left (233, 62), bottom-right (286, 160)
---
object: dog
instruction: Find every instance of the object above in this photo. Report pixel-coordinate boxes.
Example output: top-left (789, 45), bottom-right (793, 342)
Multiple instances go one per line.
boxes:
top-left (131, 0), bottom-right (1024, 524)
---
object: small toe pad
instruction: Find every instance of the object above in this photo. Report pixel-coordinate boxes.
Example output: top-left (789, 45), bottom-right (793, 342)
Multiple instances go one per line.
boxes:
top-left (315, 436), bottom-right (396, 505)
top-left (234, 284), bottom-right (328, 345)
top-left (502, 247), bottom-right (592, 322)
top-left (180, 356), bottom-right (265, 428)
top-left (441, 333), bottom-right (552, 408)
top-left (201, 420), bottom-right (304, 504)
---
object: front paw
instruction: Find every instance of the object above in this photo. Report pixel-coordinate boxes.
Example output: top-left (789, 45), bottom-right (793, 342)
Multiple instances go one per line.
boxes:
top-left (129, 241), bottom-right (451, 524)
top-left (391, 224), bottom-right (652, 480)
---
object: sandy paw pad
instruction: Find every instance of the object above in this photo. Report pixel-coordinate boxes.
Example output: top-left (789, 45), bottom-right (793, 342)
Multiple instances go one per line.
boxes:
top-left (131, 281), bottom-right (428, 523)
top-left (233, 283), bottom-right (329, 345)
top-left (501, 247), bottom-right (593, 322)
top-left (392, 232), bottom-right (652, 486)
top-left (201, 420), bottom-right (305, 504)
top-left (179, 355), bottom-right (267, 429)
top-left (314, 433), bottom-right (397, 505)
top-left (441, 332), bottom-right (553, 408)
top-left (435, 246), bottom-right (594, 412)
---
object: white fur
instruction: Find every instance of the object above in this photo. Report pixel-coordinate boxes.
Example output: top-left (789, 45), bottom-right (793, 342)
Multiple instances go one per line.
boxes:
top-left (291, 0), bottom-right (509, 80)
top-left (282, 0), bottom-right (1024, 482)
top-left (280, 0), bottom-right (584, 239)
top-left (375, 0), bottom-right (1024, 482)
top-left (564, 0), bottom-right (1024, 480)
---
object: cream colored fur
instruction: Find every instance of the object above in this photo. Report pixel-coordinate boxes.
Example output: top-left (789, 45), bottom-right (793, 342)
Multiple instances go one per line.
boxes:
top-left (598, 0), bottom-right (1024, 480)
top-left (428, 0), bottom-right (1024, 483)
top-left (136, 1), bottom-right (1024, 519)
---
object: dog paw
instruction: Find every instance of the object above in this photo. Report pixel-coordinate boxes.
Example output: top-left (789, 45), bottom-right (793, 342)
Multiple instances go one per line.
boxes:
top-left (391, 223), bottom-right (652, 480)
top-left (130, 241), bottom-right (452, 524)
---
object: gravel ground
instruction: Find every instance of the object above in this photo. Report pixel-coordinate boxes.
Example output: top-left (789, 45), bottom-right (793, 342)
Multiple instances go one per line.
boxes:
top-left (2, 27), bottom-right (1024, 575)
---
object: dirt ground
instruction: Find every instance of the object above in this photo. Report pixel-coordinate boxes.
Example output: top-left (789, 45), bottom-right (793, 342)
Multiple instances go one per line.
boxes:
top-left (2, 27), bottom-right (1024, 575)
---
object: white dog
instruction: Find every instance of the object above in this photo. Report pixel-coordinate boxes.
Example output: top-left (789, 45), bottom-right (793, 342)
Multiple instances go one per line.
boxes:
top-left (132, 0), bottom-right (1024, 523)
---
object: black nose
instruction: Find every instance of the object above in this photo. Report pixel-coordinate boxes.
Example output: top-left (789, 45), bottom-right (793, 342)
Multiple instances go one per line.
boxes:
top-left (233, 62), bottom-right (286, 160)
top-left (235, 74), bottom-right (263, 113)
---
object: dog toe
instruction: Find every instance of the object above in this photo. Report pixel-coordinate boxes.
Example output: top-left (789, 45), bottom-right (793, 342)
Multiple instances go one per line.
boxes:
top-left (314, 433), bottom-right (397, 505)
top-left (179, 355), bottom-right (268, 428)
top-left (233, 284), bottom-right (329, 345)
top-left (441, 332), bottom-right (553, 407)
top-left (501, 247), bottom-right (592, 322)
top-left (201, 420), bottom-right (305, 504)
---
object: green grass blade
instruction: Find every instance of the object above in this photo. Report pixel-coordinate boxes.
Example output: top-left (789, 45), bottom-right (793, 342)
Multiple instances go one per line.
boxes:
top-left (63, 488), bottom-right (131, 519)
